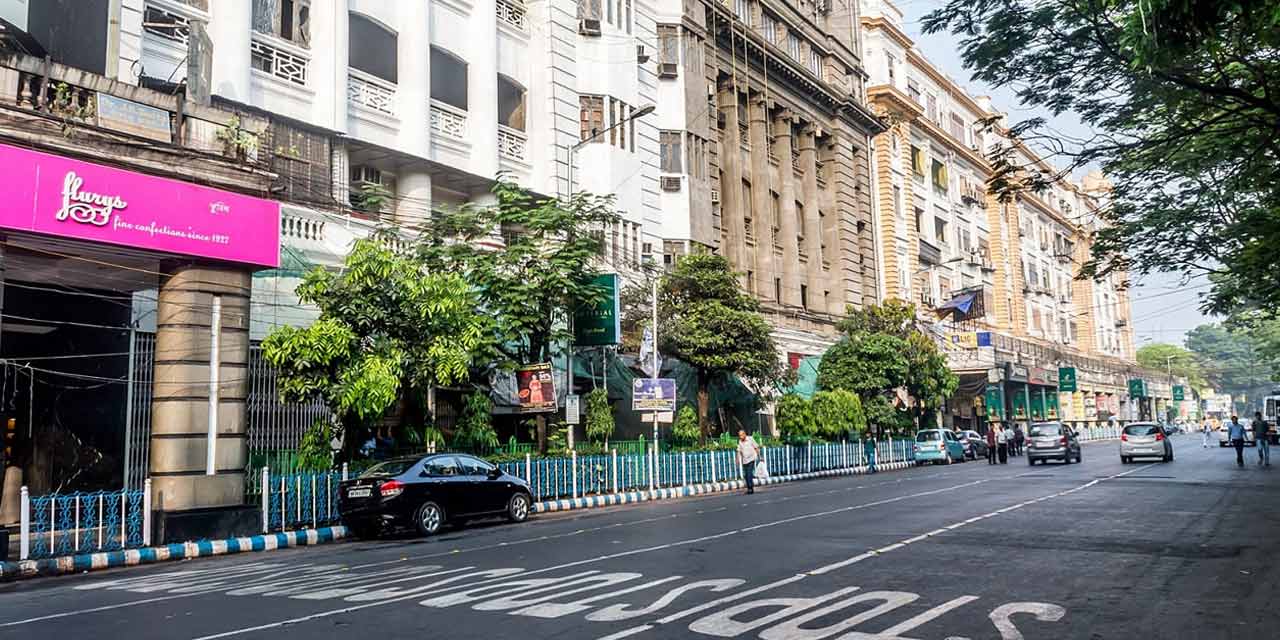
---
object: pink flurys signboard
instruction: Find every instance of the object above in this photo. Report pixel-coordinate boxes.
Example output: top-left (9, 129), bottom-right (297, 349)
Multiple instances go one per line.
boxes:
top-left (0, 143), bottom-right (280, 267)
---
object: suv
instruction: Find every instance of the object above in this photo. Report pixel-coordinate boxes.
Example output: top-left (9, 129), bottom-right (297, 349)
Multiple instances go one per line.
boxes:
top-left (1120, 422), bottom-right (1173, 463)
top-left (1027, 422), bottom-right (1082, 465)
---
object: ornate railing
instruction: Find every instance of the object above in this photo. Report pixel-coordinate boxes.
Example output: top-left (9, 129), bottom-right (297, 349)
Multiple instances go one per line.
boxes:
top-left (348, 68), bottom-right (397, 116)
top-left (739, 123), bottom-right (750, 149)
top-left (251, 35), bottom-right (309, 86)
top-left (498, 125), bottom-right (528, 161)
top-left (19, 483), bottom-right (151, 560)
top-left (142, 2), bottom-right (193, 45)
top-left (496, 0), bottom-right (528, 30)
top-left (430, 99), bottom-right (468, 140)
top-left (792, 149), bottom-right (803, 174)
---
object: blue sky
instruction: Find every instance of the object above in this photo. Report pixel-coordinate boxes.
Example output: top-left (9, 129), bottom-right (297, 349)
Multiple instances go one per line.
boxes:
top-left (898, 4), bottom-right (1214, 347)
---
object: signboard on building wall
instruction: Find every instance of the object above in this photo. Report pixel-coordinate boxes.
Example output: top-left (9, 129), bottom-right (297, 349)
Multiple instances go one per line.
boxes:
top-left (1059, 367), bottom-right (1078, 392)
top-left (948, 331), bottom-right (992, 349)
top-left (1029, 367), bottom-right (1059, 386)
top-left (96, 94), bottom-right (173, 143)
top-left (1128, 378), bottom-right (1148, 398)
top-left (1173, 385), bottom-right (1185, 401)
top-left (0, 143), bottom-right (280, 267)
top-left (573, 274), bottom-right (621, 346)
top-left (1007, 363), bottom-right (1029, 383)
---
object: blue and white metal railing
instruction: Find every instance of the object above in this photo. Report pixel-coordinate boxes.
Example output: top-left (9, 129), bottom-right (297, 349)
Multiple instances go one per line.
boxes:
top-left (261, 467), bottom-right (345, 533)
top-left (18, 480), bottom-right (151, 561)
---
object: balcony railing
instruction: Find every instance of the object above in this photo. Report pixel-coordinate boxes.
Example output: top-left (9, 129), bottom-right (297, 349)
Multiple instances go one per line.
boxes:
top-left (792, 149), bottom-right (802, 174)
top-left (251, 35), bottom-right (309, 87)
top-left (498, 125), bottom-right (528, 161)
top-left (348, 68), bottom-right (397, 116)
top-left (430, 100), bottom-right (469, 140)
top-left (739, 124), bottom-right (750, 150)
top-left (496, 0), bottom-right (528, 30)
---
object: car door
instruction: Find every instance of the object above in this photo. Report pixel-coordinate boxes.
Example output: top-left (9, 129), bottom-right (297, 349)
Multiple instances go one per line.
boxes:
top-left (944, 431), bottom-right (963, 459)
top-left (457, 455), bottom-right (507, 514)
top-left (420, 455), bottom-right (467, 517)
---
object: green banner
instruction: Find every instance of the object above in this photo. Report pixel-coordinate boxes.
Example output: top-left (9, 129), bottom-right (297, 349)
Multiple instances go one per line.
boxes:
top-left (1045, 392), bottom-right (1059, 419)
top-left (1058, 367), bottom-right (1077, 392)
top-left (573, 273), bottom-right (621, 346)
top-left (1128, 378), bottom-right (1147, 398)
top-left (1031, 388), bottom-right (1047, 420)
top-left (984, 384), bottom-right (1005, 420)
top-left (1172, 385), bottom-right (1185, 401)
top-left (1012, 386), bottom-right (1029, 420)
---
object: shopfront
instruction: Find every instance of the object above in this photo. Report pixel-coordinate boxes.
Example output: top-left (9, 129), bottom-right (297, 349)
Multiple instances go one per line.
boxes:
top-left (0, 142), bottom-right (279, 521)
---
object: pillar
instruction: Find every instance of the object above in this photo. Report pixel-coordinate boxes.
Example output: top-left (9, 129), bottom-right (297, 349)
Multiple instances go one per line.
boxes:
top-left (149, 265), bottom-right (251, 516)
top-left (469, 0), bottom-right (499, 177)
top-left (718, 84), bottom-right (746, 278)
top-left (395, 170), bottom-right (433, 227)
top-left (798, 125), bottom-right (823, 310)
top-left (209, 0), bottom-right (252, 102)
top-left (312, 0), bottom-right (350, 129)
top-left (747, 98), bottom-right (775, 302)
top-left (398, 0), bottom-right (431, 158)
top-left (773, 111), bottom-right (801, 307)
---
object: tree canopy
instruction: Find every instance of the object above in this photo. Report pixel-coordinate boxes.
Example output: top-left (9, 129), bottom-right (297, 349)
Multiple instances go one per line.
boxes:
top-left (922, 1), bottom-right (1280, 316)
top-left (1135, 342), bottom-right (1207, 391)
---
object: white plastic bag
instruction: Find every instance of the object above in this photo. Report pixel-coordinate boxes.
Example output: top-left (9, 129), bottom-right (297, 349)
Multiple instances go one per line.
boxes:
top-left (754, 462), bottom-right (770, 481)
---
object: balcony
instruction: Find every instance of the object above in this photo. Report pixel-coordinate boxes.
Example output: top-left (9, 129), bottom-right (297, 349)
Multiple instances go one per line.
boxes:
top-left (496, 0), bottom-right (528, 31)
top-left (792, 149), bottom-right (802, 174)
top-left (250, 35), bottom-right (309, 87)
top-left (739, 124), bottom-right (750, 150)
top-left (497, 125), bottom-right (528, 162)
top-left (918, 238), bottom-right (943, 266)
top-left (430, 100), bottom-right (469, 141)
top-left (348, 69), bottom-right (397, 117)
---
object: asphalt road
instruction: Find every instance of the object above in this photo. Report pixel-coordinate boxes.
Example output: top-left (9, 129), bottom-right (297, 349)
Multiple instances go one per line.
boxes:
top-left (3, 434), bottom-right (1278, 640)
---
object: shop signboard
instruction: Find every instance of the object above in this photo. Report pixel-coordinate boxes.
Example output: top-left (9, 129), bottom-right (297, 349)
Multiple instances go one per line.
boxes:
top-left (1173, 385), bottom-right (1185, 401)
top-left (1128, 378), bottom-right (1147, 398)
top-left (515, 363), bottom-right (558, 413)
top-left (573, 273), bottom-right (621, 346)
top-left (96, 94), bottom-right (173, 143)
top-left (1006, 363), bottom-right (1029, 383)
top-left (947, 331), bottom-right (992, 349)
top-left (1058, 367), bottom-right (1077, 392)
top-left (1059, 392), bottom-right (1075, 420)
top-left (1029, 367), bottom-right (1059, 386)
top-left (984, 384), bottom-right (1004, 420)
top-left (0, 143), bottom-right (280, 267)
top-left (632, 378), bottom-right (677, 412)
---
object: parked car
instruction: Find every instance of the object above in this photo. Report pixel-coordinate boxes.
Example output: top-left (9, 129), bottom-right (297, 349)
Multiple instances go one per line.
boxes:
top-left (1027, 422), bottom-right (1082, 465)
top-left (914, 429), bottom-right (967, 465)
top-left (1120, 422), bottom-right (1173, 463)
top-left (961, 430), bottom-right (989, 460)
top-left (339, 453), bottom-right (533, 538)
top-left (1217, 421), bottom-right (1256, 447)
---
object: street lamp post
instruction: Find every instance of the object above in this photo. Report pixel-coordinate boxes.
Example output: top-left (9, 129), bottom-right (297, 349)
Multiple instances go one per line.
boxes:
top-left (563, 104), bottom-right (656, 440)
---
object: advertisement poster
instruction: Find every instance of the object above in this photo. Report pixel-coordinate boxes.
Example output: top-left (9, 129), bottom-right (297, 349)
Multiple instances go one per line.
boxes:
top-left (633, 378), bottom-right (677, 412)
top-left (573, 273), bottom-right (621, 346)
top-left (516, 363), bottom-right (558, 413)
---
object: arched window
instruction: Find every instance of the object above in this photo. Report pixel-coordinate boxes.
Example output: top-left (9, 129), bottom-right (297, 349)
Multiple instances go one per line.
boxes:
top-left (430, 46), bottom-right (468, 111)
top-left (348, 12), bottom-right (397, 83)
top-left (497, 74), bottom-right (526, 130)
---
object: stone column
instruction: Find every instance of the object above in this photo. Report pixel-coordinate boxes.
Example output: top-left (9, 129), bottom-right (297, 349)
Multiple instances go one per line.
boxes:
top-left (149, 265), bottom-right (251, 517)
top-left (469, 0), bottom-right (500, 177)
top-left (395, 170), bottom-right (433, 228)
top-left (209, 0), bottom-right (252, 102)
top-left (718, 84), bottom-right (746, 279)
top-left (398, 0), bottom-right (431, 159)
top-left (773, 111), bottom-right (801, 307)
top-left (747, 98), bottom-right (776, 302)
top-left (798, 125), bottom-right (823, 310)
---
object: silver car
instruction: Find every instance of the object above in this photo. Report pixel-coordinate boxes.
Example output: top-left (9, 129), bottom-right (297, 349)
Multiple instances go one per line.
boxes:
top-left (1120, 422), bottom-right (1173, 463)
top-left (1027, 422), bottom-right (1082, 465)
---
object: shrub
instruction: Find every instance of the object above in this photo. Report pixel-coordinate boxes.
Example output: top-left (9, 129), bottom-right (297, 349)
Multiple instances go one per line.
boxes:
top-left (812, 389), bottom-right (865, 440)
top-left (296, 419), bottom-right (333, 472)
top-left (776, 393), bottom-right (817, 441)
top-left (453, 391), bottom-right (499, 451)
top-left (671, 406), bottom-right (700, 446)
top-left (584, 388), bottom-right (615, 445)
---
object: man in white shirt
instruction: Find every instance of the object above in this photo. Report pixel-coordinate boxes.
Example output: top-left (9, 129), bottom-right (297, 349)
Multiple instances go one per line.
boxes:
top-left (996, 424), bottom-right (1010, 464)
top-left (737, 430), bottom-right (761, 495)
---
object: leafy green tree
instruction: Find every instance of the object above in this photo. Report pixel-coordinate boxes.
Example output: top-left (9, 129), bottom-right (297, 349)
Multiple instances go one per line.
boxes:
top-left (775, 393), bottom-right (817, 441)
top-left (922, 1), bottom-right (1280, 316)
top-left (811, 390), bottom-right (866, 440)
top-left (584, 388), bottom-right (615, 446)
top-left (671, 406), bottom-right (701, 447)
top-left (1185, 322), bottom-right (1277, 408)
top-left (262, 239), bottom-right (489, 457)
top-left (1136, 342), bottom-right (1207, 391)
top-left (658, 254), bottom-right (790, 440)
top-left (296, 419), bottom-right (333, 472)
top-left (453, 391), bottom-right (499, 452)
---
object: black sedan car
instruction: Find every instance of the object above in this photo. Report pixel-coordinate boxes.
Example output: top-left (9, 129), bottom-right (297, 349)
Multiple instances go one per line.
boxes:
top-left (339, 453), bottom-right (533, 538)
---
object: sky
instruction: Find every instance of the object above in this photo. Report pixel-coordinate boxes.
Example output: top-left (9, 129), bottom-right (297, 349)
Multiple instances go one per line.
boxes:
top-left (897, 2), bottom-right (1215, 347)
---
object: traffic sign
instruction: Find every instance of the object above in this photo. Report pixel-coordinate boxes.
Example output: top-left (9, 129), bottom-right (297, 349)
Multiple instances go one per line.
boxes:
top-left (1172, 385), bottom-right (1185, 401)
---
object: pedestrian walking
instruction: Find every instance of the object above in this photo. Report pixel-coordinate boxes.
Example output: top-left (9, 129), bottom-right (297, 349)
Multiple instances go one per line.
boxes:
top-left (997, 425), bottom-right (1010, 464)
top-left (986, 425), bottom-right (998, 465)
top-left (864, 436), bottom-right (878, 473)
top-left (1227, 415), bottom-right (1247, 467)
top-left (1254, 412), bottom-right (1271, 467)
top-left (1202, 417), bottom-right (1213, 448)
top-left (1013, 424), bottom-right (1025, 457)
top-left (737, 430), bottom-right (761, 494)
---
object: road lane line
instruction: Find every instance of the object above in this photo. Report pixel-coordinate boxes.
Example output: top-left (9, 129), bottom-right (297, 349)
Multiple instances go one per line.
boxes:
top-left (807, 462), bottom-right (1158, 575)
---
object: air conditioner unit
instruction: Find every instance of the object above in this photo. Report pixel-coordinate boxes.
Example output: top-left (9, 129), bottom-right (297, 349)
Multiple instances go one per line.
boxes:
top-left (579, 19), bottom-right (601, 36)
top-left (660, 176), bottom-right (682, 192)
top-left (709, 188), bottom-right (720, 204)
top-left (636, 45), bottom-right (649, 64)
top-left (658, 62), bottom-right (678, 78)
top-left (966, 248), bottom-right (982, 266)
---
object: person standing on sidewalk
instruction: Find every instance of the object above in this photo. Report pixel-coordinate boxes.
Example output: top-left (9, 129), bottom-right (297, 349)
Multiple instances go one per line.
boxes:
top-left (1227, 415), bottom-right (1247, 467)
top-left (986, 425), bottom-right (999, 465)
top-left (737, 430), bottom-right (761, 494)
top-left (1202, 417), bottom-right (1213, 448)
top-left (864, 434), bottom-right (878, 473)
top-left (1254, 412), bottom-right (1271, 467)
top-left (997, 424), bottom-right (1010, 464)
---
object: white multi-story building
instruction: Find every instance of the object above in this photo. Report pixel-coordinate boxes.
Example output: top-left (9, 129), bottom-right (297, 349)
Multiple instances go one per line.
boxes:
top-left (120, 0), bottom-right (661, 333)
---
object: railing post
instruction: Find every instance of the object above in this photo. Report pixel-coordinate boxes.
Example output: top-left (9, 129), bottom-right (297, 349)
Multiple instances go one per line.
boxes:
top-left (525, 453), bottom-right (532, 486)
top-left (19, 486), bottom-right (29, 560)
top-left (681, 451), bottom-right (688, 486)
top-left (806, 441), bottom-right (812, 473)
top-left (648, 445), bottom-right (655, 491)
top-left (341, 462), bottom-right (349, 481)
top-left (142, 478), bottom-right (152, 547)
top-left (97, 492), bottom-right (104, 550)
top-left (710, 449), bottom-right (718, 483)
top-left (261, 467), bottom-right (270, 533)
top-left (279, 477), bottom-right (286, 530)
top-left (571, 451), bottom-right (578, 500)
top-left (74, 494), bottom-right (81, 552)
top-left (119, 486), bottom-right (127, 549)
top-left (295, 476), bottom-right (302, 524)
top-left (311, 475), bottom-right (318, 529)
top-left (611, 449), bottom-right (618, 494)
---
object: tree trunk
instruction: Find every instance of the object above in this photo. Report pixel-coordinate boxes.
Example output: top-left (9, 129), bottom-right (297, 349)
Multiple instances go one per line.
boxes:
top-left (536, 414), bottom-right (548, 454)
top-left (697, 371), bottom-right (710, 445)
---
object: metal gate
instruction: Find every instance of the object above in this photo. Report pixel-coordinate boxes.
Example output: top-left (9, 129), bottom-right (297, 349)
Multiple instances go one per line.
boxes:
top-left (122, 331), bottom-right (154, 492)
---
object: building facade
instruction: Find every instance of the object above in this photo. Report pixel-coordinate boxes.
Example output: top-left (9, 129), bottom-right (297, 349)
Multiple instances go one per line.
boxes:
top-left (653, 0), bottom-right (885, 359)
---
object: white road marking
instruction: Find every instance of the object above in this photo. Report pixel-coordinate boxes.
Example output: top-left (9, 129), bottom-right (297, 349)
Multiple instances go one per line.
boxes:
top-left (989, 602), bottom-right (1067, 640)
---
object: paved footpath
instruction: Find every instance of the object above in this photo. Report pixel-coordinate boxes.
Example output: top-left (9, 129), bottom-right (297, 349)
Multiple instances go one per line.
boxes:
top-left (3, 435), bottom-right (1279, 640)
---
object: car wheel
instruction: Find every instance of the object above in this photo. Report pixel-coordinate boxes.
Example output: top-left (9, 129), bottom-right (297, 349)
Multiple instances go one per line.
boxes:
top-left (507, 492), bottom-right (531, 523)
top-left (1028, 457), bottom-right (1036, 466)
top-left (414, 501), bottom-right (445, 537)
top-left (1120, 456), bottom-right (1128, 464)
top-left (1076, 450), bottom-right (1083, 463)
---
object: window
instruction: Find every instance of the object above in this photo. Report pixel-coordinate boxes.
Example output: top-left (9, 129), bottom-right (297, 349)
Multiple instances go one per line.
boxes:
top-left (787, 33), bottom-right (801, 60)
top-left (931, 159), bottom-right (948, 193)
top-left (907, 80), bottom-right (921, 104)
top-left (349, 165), bottom-right (395, 217)
top-left (885, 52), bottom-right (896, 83)
top-left (660, 131), bottom-right (683, 173)
top-left (734, 0), bottom-right (751, 24)
top-left (633, 223), bottom-right (641, 263)
top-left (926, 93), bottom-right (938, 123)
top-left (910, 146), bottom-right (925, 176)
top-left (423, 456), bottom-right (462, 477)
top-left (658, 25), bottom-right (679, 66)
top-left (796, 202), bottom-right (806, 246)
top-left (682, 28), bottom-right (703, 70)
top-left (770, 191), bottom-right (782, 246)
top-left (430, 47), bottom-right (468, 109)
top-left (939, 276), bottom-right (951, 298)
top-left (800, 284), bottom-right (809, 309)
top-left (608, 98), bottom-right (634, 150)
top-left (762, 13), bottom-right (777, 43)
top-left (606, 0), bottom-right (631, 31)
top-left (818, 210), bottom-right (827, 263)
top-left (912, 206), bottom-right (923, 234)
top-left (742, 179), bottom-right (754, 239)
top-left (457, 455), bottom-right (496, 476)
top-left (579, 0), bottom-right (602, 21)
top-left (253, 0), bottom-right (311, 47)
top-left (892, 185), bottom-right (903, 219)
top-left (959, 228), bottom-right (972, 253)
top-left (349, 12), bottom-right (398, 83)
top-left (949, 113), bottom-right (966, 143)
top-left (747, 270), bottom-right (755, 291)
top-left (774, 277), bottom-right (783, 302)
top-left (580, 95), bottom-right (604, 142)
top-left (809, 48), bottom-right (822, 76)
top-left (497, 74), bottom-right (525, 129)
top-left (934, 216), bottom-right (947, 244)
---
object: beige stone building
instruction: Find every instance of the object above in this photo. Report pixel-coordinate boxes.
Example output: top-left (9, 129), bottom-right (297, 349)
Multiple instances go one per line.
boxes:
top-left (653, 0), bottom-right (886, 359)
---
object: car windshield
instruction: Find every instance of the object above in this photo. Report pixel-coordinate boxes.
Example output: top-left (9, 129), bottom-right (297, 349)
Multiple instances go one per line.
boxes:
top-left (1029, 423), bottom-right (1061, 437)
top-left (358, 459), bottom-right (417, 478)
top-left (1125, 424), bottom-right (1160, 436)
top-left (916, 431), bottom-right (942, 442)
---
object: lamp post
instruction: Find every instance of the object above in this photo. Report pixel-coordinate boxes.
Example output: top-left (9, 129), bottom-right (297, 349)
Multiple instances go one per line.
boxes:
top-left (563, 104), bottom-right (656, 437)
